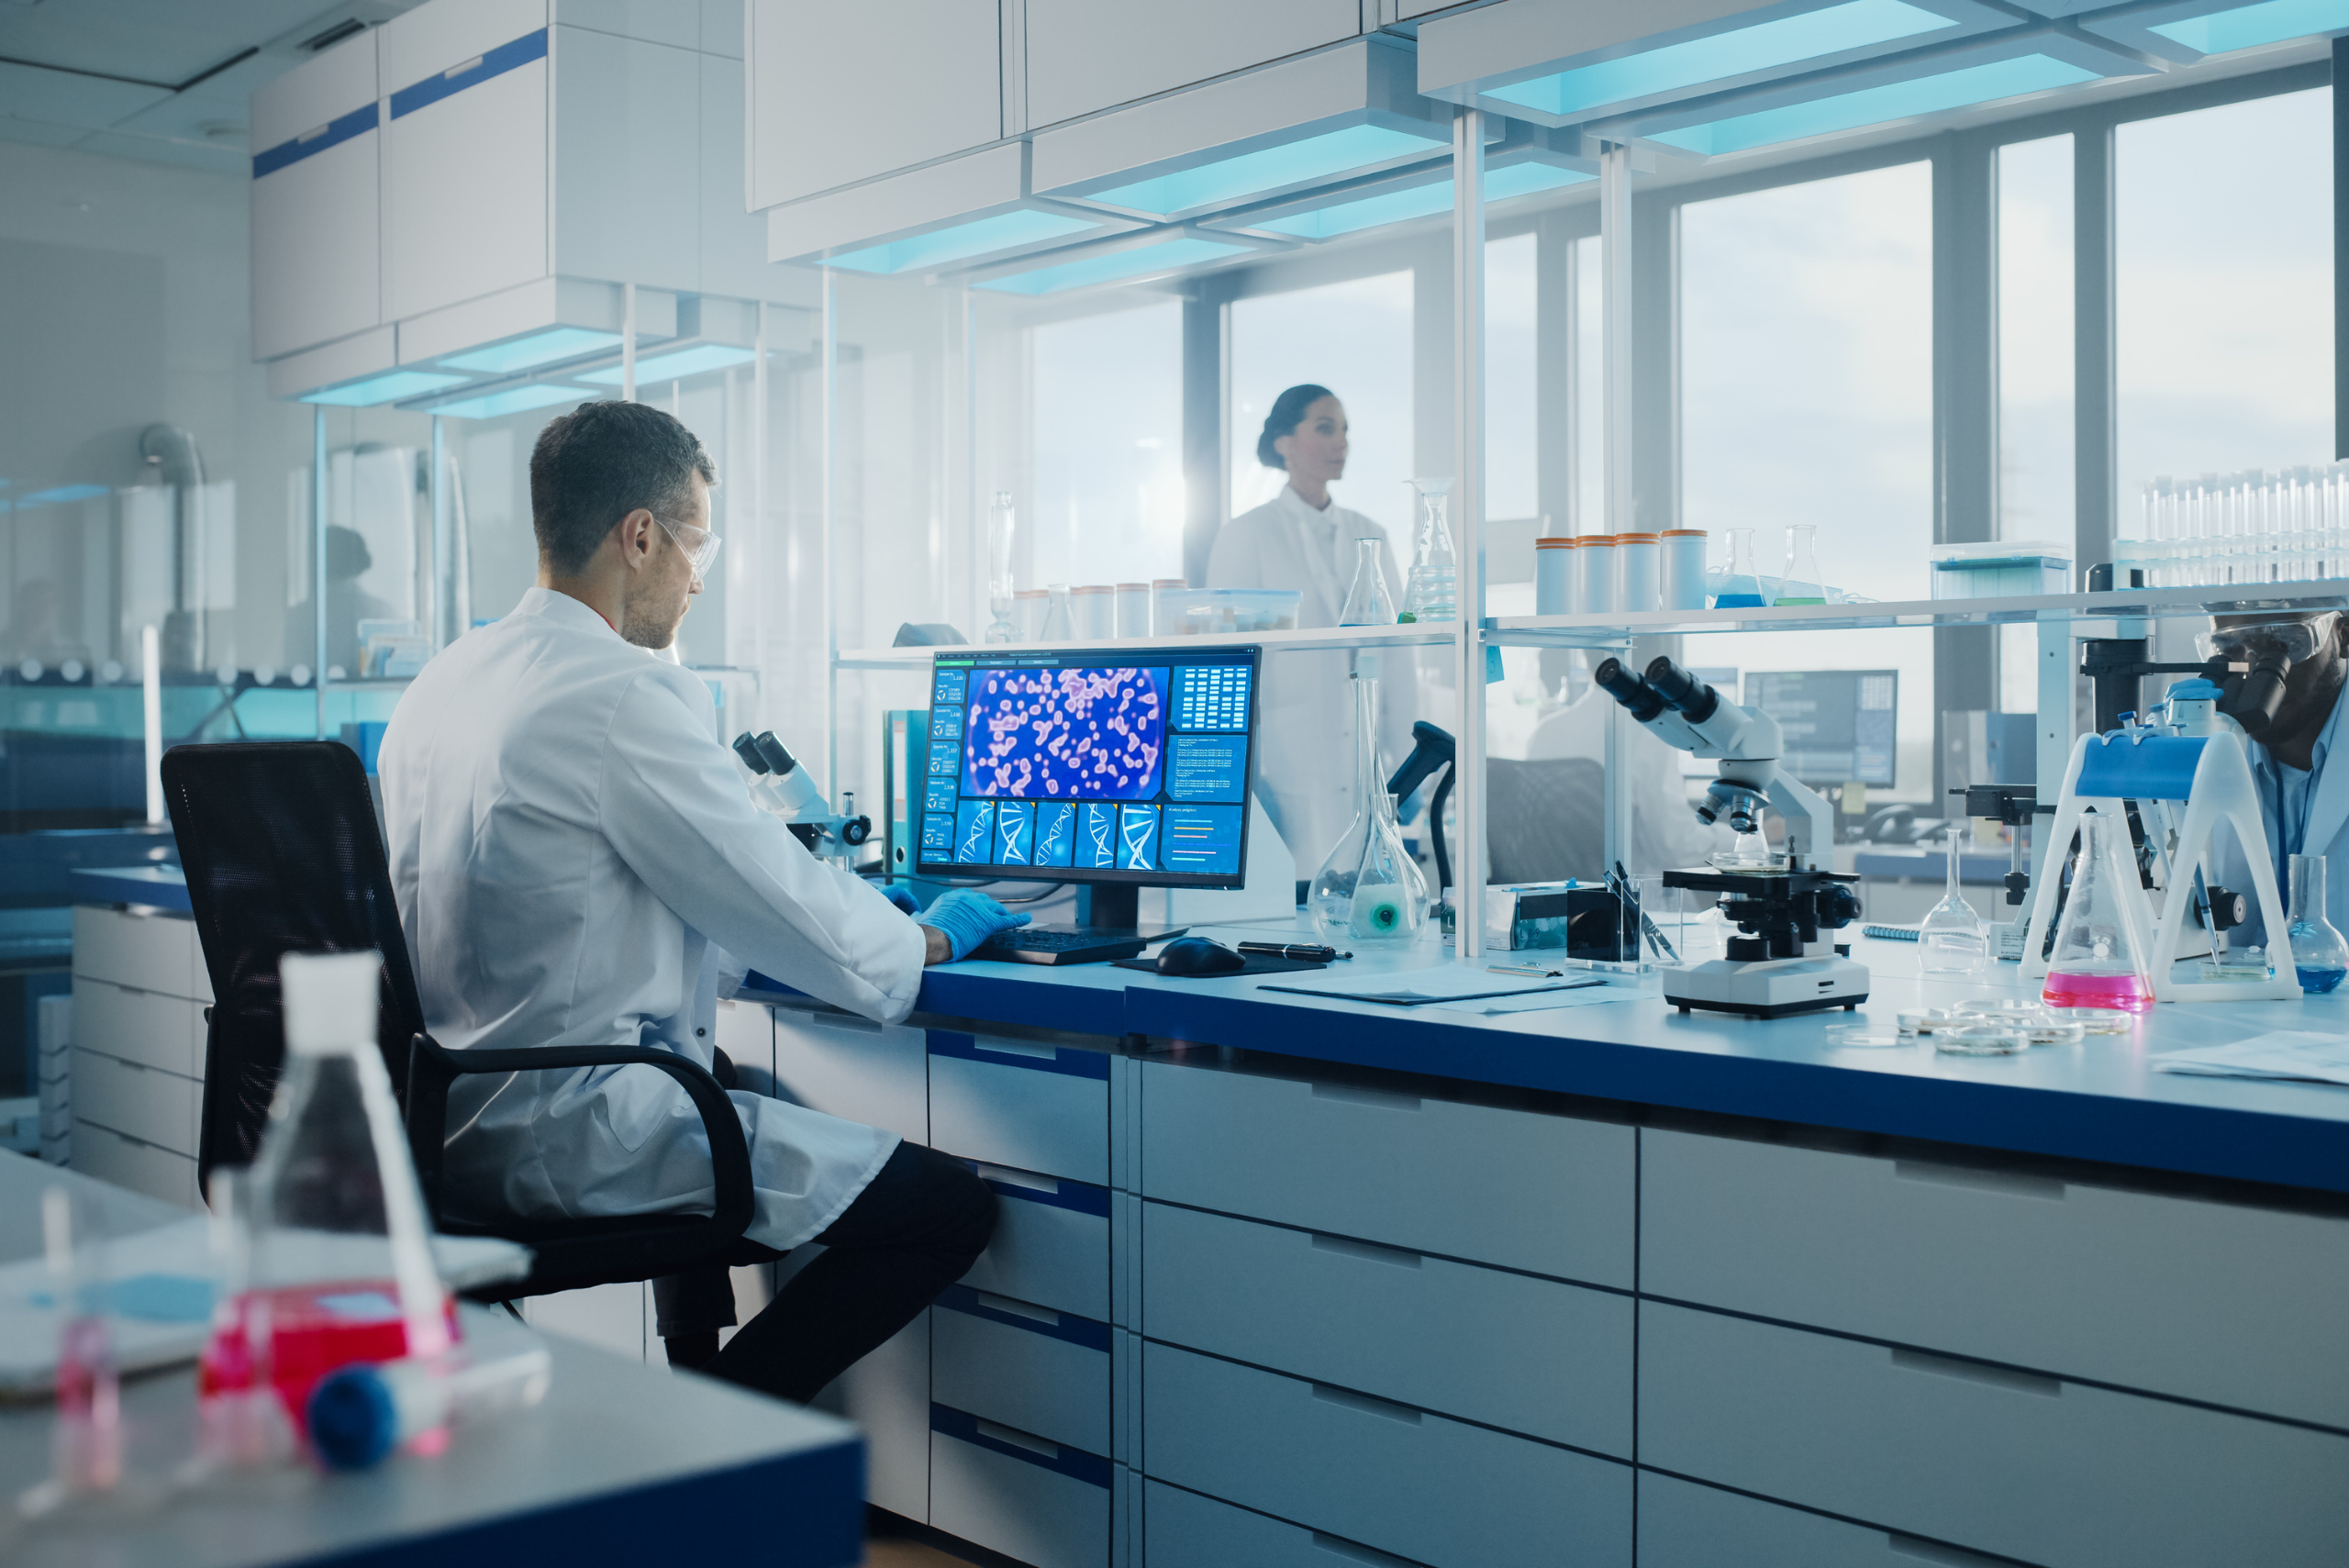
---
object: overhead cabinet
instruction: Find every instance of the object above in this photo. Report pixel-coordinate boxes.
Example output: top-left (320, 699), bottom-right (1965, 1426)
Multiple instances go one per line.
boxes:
top-left (1020, 0), bottom-right (1364, 130)
top-left (250, 28), bottom-right (382, 362)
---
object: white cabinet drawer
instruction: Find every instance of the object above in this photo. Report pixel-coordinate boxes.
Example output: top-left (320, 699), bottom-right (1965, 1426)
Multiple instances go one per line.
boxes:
top-left (1641, 1301), bottom-right (2349, 1568)
top-left (930, 1030), bottom-right (1109, 1185)
top-left (1144, 1341), bottom-right (1631, 1568)
top-left (1637, 1471), bottom-right (1972, 1568)
top-left (1141, 1061), bottom-right (1632, 1284)
top-left (1145, 1479), bottom-right (1436, 1568)
top-left (931, 1406), bottom-right (1110, 1568)
top-left (72, 1121), bottom-right (201, 1209)
top-left (72, 1049), bottom-right (198, 1158)
top-left (957, 1162), bottom-right (1110, 1322)
top-left (934, 1285), bottom-right (1111, 1458)
top-left (72, 979), bottom-right (206, 1080)
top-left (1143, 1201), bottom-right (1631, 1454)
top-left (810, 1310), bottom-right (930, 1524)
top-left (72, 906), bottom-right (206, 1002)
top-left (1642, 1128), bottom-right (2349, 1428)
top-left (770, 1003), bottom-right (928, 1142)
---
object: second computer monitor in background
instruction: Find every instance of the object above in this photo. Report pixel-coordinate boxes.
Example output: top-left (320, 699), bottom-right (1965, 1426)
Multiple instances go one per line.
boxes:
top-left (918, 645), bottom-right (1260, 891)
top-left (1743, 669), bottom-right (1898, 789)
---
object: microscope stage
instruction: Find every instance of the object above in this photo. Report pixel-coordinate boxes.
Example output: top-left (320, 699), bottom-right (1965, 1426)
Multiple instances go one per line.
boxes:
top-left (1664, 955), bottom-right (1870, 1018)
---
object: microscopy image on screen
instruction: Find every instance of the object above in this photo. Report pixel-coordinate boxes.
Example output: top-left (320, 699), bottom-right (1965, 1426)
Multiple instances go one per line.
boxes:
top-left (961, 666), bottom-right (1168, 800)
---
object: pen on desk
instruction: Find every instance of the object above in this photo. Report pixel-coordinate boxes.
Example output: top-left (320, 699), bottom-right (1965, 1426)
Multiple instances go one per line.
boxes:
top-left (1486, 962), bottom-right (1564, 978)
top-left (1237, 941), bottom-right (1349, 962)
top-left (1613, 859), bottom-right (1680, 962)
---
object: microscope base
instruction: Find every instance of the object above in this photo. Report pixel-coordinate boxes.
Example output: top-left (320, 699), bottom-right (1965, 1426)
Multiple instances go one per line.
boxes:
top-left (1664, 955), bottom-right (1871, 1018)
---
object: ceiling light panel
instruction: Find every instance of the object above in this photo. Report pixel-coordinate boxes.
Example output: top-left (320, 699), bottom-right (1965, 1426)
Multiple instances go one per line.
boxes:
top-left (770, 142), bottom-right (1140, 276)
top-left (440, 327), bottom-right (623, 375)
top-left (2078, 0), bottom-right (2349, 63)
top-left (970, 232), bottom-right (1270, 297)
top-left (428, 384), bottom-right (592, 421)
top-left (580, 344), bottom-right (757, 385)
top-left (1419, 0), bottom-right (2020, 128)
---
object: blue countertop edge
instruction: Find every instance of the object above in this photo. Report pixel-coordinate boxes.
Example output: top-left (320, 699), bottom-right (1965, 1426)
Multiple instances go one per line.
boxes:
top-left (71, 865), bottom-right (193, 915)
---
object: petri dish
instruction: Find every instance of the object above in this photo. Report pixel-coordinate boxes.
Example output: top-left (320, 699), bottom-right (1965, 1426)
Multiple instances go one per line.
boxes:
top-left (1935, 1022), bottom-right (2028, 1056)
top-left (1823, 1023), bottom-right (1909, 1049)
top-left (2052, 1006), bottom-right (2133, 1035)
top-left (1952, 996), bottom-right (2078, 1046)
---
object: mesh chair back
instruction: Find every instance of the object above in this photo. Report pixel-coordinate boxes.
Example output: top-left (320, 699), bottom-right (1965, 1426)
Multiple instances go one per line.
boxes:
top-left (161, 741), bottom-right (424, 1186)
top-left (1486, 756), bottom-right (1609, 885)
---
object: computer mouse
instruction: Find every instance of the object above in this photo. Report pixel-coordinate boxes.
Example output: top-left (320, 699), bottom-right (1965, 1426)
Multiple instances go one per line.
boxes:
top-left (1156, 936), bottom-right (1246, 977)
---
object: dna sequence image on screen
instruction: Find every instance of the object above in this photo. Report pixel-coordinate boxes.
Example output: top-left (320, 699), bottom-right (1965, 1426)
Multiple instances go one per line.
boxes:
top-left (960, 666), bottom-right (1167, 801)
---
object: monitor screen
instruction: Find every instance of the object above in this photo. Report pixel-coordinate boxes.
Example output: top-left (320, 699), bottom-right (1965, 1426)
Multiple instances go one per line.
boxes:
top-left (920, 645), bottom-right (1259, 887)
top-left (1743, 670), bottom-right (1898, 788)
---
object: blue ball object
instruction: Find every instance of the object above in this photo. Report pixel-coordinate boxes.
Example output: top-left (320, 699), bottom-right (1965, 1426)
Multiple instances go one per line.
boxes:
top-left (308, 1364), bottom-right (400, 1471)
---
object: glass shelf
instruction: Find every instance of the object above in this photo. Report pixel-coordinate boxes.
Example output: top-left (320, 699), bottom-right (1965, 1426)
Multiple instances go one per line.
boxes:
top-left (834, 622), bottom-right (1459, 670)
top-left (1483, 580), bottom-right (2349, 646)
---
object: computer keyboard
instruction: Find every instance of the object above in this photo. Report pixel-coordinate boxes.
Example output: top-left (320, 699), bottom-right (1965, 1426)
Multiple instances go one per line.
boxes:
top-left (974, 926), bottom-right (1156, 965)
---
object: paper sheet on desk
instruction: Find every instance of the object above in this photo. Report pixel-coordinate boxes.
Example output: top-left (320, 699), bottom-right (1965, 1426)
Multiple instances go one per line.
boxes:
top-left (1257, 966), bottom-right (1607, 1008)
top-left (2153, 1032), bottom-right (2349, 1086)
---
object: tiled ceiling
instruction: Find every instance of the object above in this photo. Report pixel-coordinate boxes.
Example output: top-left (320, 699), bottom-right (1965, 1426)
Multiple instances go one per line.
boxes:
top-left (0, 0), bottom-right (423, 174)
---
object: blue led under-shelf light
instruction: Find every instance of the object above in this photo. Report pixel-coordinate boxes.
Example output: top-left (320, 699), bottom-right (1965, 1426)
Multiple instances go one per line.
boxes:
top-left (581, 344), bottom-right (757, 386)
top-left (1256, 162), bottom-right (1591, 242)
top-left (1488, 0), bottom-right (1959, 121)
top-left (18, 484), bottom-right (110, 506)
top-left (1648, 52), bottom-right (2100, 157)
top-left (301, 370), bottom-right (471, 406)
top-left (428, 384), bottom-right (589, 421)
top-left (441, 328), bottom-right (623, 375)
top-left (975, 236), bottom-right (1253, 296)
top-left (826, 208), bottom-right (1108, 274)
top-left (2149, 0), bottom-right (2349, 56)
top-left (1084, 124), bottom-right (1447, 218)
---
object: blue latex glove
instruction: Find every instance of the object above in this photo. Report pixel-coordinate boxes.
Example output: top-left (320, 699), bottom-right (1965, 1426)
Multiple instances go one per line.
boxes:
top-left (881, 885), bottom-right (920, 915)
top-left (916, 889), bottom-right (1031, 961)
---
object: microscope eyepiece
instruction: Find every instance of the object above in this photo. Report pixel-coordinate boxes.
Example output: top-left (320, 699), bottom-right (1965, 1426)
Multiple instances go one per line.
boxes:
top-left (2217, 649), bottom-right (2291, 738)
top-left (1593, 657), bottom-right (1667, 724)
top-left (1642, 657), bottom-right (1720, 724)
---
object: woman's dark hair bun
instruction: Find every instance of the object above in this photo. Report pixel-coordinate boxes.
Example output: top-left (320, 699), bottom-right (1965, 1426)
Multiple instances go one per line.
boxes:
top-left (1256, 384), bottom-right (1336, 471)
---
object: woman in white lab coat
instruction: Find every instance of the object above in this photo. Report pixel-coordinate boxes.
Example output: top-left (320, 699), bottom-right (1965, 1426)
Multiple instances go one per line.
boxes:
top-left (1209, 385), bottom-right (1417, 879)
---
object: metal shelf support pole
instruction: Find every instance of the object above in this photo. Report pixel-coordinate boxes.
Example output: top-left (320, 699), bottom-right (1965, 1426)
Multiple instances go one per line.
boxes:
top-left (1453, 106), bottom-right (1488, 963)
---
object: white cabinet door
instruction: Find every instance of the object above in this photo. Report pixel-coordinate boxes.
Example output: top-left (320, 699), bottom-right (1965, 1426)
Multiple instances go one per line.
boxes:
top-left (1023, 0), bottom-right (1361, 130)
top-left (745, 0), bottom-right (1003, 210)
top-left (548, 26), bottom-right (700, 294)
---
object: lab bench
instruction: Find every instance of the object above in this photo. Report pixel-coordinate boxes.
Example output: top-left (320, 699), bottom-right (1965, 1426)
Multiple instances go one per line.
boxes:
top-left (732, 926), bottom-right (2349, 1568)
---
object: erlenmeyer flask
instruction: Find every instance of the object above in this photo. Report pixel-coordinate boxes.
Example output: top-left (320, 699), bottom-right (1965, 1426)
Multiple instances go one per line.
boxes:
top-left (1309, 673), bottom-right (1428, 942)
top-left (985, 492), bottom-right (1017, 644)
top-left (1777, 523), bottom-right (1825, 605)
top-left (2041, 811), bottom-right (2154, 1012)
top-left (1716, 528), bottom-right (1768, 608)
top-left (1918, 827), bottom-right (1988, 976)
top-left (2286, 853), bottom-right (2348, 993)
top-left (1399, 479), bottom-right (1457, 622)
top-left (1338, 538), bottom-right (1397, 626)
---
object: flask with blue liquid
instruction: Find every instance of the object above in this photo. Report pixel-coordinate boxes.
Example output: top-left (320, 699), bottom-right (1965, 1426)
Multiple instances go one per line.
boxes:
top-left (2286, 853), bottom-right (2348, 994)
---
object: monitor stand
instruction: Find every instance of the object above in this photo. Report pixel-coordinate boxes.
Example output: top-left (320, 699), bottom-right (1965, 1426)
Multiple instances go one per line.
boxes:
top-left (1073, 884), bottom-right (1182, 943)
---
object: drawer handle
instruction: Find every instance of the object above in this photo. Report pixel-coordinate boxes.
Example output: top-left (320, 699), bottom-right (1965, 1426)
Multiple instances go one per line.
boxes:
top-left (1889, 1349), bottom-right (2061, 1399)
top-left (972, 1291), bottom-right (1059, 1327)
top-left (974, 1418), bottom-right (1058, 1459)
top-left (974, 1036), bottom-right (1058, 1061)
top-left (1310, 1232), bottom-right (1422, 1270)
top-left (974, 1162), bottom-right (1058, 1195)
top-left (1308, 1083), bottom-right (1422, 1112)
top-left (1888, 1534), bottom-right (2012, 1566)
top-left (1309, 1532), bottom-right (1418, 1567)
top-left (1310, 1384), bottom-right (1421, 1425)
top-left (1893, 1161), bottom-right (2065, 1202)
top-left (802, 1009), bottom-right (881, 1034)
top-left (444, 54), bottom-right (484, 80)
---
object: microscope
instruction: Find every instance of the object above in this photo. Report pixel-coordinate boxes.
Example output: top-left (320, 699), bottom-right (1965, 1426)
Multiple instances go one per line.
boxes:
top-left (732, 730), bottom-right (873, 862)
top-left (1593, 656), bottom-right (1868, 1018)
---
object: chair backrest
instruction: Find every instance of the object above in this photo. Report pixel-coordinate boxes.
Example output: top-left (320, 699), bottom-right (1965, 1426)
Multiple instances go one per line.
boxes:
top-left (1486, 756), bottom-right (1608, 885)
top-left (161, 741), bottom-right (424, 1187)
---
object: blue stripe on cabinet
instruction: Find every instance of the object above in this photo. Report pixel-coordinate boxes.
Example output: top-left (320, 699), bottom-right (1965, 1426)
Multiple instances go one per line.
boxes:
top-left (931, 1404), bottom-right (1112, 1487)
top-left (936, 1284), bottom-right (1114, 1352)
top-left (952, 1160), bottom-right (1113, 1218)
top-left (389, 28), bottom-right (548, 119)
top-left (928, 1029), bottom-right (1111, 1081)
top-left (251, 101), bottom-right (378, 179)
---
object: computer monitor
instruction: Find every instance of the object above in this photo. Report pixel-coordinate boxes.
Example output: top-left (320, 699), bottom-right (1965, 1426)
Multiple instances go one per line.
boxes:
top-left (1742, 670), bottom-right (1898, 788)
top-left (919, 645), bottom-right (1260, 927)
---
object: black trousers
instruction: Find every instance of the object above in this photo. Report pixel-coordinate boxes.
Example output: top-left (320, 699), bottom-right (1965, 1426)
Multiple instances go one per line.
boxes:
top-left (652, 1140), bottom-right (996, 1405)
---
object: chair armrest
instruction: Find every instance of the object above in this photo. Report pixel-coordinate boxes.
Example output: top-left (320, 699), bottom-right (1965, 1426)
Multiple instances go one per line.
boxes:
top-left (406, 1033), bottom-right (754, 1245)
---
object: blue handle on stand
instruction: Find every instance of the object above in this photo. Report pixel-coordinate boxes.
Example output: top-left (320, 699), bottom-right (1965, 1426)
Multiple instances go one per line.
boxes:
top-left (2076, 734), bottom-right (2205, 801)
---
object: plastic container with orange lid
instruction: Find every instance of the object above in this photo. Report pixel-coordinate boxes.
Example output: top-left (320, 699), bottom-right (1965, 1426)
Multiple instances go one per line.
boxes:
top-left (1617, 531), bottom-right (1661, 613)
top-left (1577, 536), bottom-right (1618, 616)
top-left (1661, 528), bottom-right (1709, 610)
top-left (1534, 535), bottom-right (1576, 616)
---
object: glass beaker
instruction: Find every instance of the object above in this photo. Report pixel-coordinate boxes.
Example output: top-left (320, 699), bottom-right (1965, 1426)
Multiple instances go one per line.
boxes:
top-left (2286, 853), bottom-right (2348, 994)
top-left (1309, 673), bottom-right (1428, 942)
top-left (1777, 524), bottom-right (1825, 605)
top-left (1716, 528), bottom-right (1767, 608)
top-left (1338, 538), bottom-right (1397, 626)
top-left (2041, 811), bottom-right (2154, 1012)
top-left (1399, 478), bottom-right (1457, 622)
top-left (1918, 827), bottom-right (1989, 976)
top-left (985, 491), bottom-right (1017, 643)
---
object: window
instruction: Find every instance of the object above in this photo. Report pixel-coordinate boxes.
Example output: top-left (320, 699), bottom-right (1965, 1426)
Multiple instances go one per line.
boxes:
top-left (1998, 133), bottom-right (2075, 712)
top-left (1229, 270), bottom-right (1416, 542)
top-left (1486, 231), bottom-right (1539, 523)
top-left (1030, 300), bottom-right (1186, 587)
top-left (1681, 160), bottom-right (1937, 793)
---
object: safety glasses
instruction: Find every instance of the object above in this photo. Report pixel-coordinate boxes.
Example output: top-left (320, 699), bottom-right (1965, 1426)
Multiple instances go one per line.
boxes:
top-left (652, 511), bottom-right (722, 584)
top-left (2196, 613), bottom-right (2339, 665)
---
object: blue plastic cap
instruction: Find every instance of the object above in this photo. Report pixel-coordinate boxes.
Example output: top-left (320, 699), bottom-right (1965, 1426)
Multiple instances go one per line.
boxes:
top-left (308, 1364), bottom-right (398, 1470)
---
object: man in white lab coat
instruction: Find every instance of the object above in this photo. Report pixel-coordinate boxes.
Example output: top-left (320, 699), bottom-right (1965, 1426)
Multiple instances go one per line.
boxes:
top-left (381, 400), bottom-right (1025, 1396)
top-left (2202, 611), bottom-right (2349, 943)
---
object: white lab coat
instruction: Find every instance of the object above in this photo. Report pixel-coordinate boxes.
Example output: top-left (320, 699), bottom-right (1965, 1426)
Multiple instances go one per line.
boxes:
top-left (1524, 692), bottom-right (1729, 877)
top-left (379, 587), bottom-right (927, 1252)
top-left (1208, 484), bottom-right (1418, 874)
top-left (2206, 678), bottom-right (2349, 946)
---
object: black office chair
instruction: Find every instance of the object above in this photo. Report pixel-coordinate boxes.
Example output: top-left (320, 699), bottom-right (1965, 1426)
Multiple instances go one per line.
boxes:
top-left (164, 740), bottom-right (776, 1305)
top-left (1485, 756), bottom-right (1609, 884)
